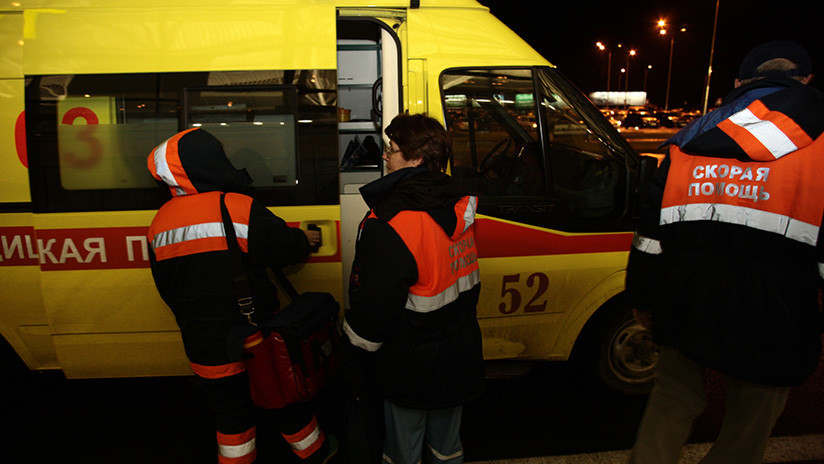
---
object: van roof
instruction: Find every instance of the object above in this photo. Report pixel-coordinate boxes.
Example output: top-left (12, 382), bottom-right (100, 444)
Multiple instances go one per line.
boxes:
top-left (4, 0), bottom-right (489, 10)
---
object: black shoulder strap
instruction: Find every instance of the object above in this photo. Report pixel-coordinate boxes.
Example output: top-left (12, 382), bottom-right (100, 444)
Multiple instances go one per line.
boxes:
top-left (273, 269), bottom-right (300, 301)
top-left (220, 193), bottom-right (256, 323)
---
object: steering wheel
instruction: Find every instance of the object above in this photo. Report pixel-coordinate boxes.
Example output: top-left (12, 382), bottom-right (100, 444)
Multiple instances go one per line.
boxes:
top-left (477, 137), bottom-right (512, 173)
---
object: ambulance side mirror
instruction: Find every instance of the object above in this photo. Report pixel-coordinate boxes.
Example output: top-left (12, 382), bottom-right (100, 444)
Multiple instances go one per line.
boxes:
top-left (632, 154), bottom-right (662, 219)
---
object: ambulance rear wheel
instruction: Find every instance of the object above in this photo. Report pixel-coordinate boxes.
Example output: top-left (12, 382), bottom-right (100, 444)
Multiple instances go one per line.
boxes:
top-left (0, 336), bottom-right (30, 388)
top-left (578, 303), bottom-right (658, 394)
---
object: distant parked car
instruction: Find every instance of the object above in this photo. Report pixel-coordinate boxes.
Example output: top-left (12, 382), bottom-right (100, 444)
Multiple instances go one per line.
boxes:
top-left (623, 110), bottom-right (644, 129)
top-left (653, 111), bottom-right (676, 128)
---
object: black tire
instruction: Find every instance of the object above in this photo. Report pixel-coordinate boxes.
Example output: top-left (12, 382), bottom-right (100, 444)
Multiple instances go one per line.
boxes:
top-left (575, 301), bottom-right (658, 395)
top-left (0, 336), bottom-right (32, 390)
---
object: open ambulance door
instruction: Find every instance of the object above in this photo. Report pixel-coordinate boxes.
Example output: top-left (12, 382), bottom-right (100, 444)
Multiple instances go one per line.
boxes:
top-left (336, 12), bottom-right (403, 308)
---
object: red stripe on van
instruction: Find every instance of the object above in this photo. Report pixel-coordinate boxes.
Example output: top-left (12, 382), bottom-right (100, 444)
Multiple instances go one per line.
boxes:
top-left (0, 223), bottom-right (341, 270)
top-left (474, 218), bottom-right (633, 258)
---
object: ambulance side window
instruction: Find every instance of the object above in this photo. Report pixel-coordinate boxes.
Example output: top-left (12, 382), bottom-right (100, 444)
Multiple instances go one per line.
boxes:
top-left (26, 71), bottom-right (338, 213)
top-left (443, 69), bottom-right (546, 201)
top-left (442, 68), bottom-right (628, 231)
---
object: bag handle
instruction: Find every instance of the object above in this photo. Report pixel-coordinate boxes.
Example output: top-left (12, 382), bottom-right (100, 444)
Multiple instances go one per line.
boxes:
top-left (220, 193), bottom-right (256, 324)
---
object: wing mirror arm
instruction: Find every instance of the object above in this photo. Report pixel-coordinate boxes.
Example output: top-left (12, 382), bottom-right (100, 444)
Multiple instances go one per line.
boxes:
top-left (632, 154), bottom-right (662, 219)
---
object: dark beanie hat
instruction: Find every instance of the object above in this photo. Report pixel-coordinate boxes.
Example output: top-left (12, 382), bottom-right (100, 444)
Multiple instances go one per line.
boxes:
top-left (738, 40), bottom-right (812, 79)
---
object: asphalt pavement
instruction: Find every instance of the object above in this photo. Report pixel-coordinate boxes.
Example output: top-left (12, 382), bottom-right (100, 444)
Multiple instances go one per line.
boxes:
top-left (459, 354), bottom-right (824, 464)
top-left (3, 352), bottom-right (823, 464)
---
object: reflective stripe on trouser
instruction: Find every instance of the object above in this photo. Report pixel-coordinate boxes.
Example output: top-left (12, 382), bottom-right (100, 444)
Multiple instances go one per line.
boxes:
top-left (195, 373), bottom-right (257, 464)
top-left (217, 427), bottom-right (257, 464)
top-left (282, 415), bottom-right (326, 459)
top-left (382, 400), bottom-right (464, 464)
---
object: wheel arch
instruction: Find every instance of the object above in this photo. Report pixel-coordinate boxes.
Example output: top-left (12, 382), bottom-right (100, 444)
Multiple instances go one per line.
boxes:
top-left (0, 323), bottom-right (59, 373)
top-left (551, 269), bottom-right (627, 360)
top-left (0, 326), bottom-right (35, 373)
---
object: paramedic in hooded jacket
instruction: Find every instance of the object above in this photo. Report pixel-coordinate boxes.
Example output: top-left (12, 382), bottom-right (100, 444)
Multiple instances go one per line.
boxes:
top-left (146, 128), bottom-right (335, 464)
top-left (626, 41), bottom-right (824, 464)
top-left (343, 114), bottom-right (484, 464)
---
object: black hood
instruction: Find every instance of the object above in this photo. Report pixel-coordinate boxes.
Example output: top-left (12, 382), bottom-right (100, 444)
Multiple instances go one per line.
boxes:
top-left (148, 128), bottom-right (252, 197)
top-left (361, 167), bottom-right (477, 240)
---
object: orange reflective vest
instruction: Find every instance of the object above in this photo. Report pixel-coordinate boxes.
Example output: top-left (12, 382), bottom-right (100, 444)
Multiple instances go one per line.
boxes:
top-left (661, 140), bottom-right (824, 247)
top-left (150, 191), bottom-right (252, 261)
top-left (383, 196), bottom-right (480, 314)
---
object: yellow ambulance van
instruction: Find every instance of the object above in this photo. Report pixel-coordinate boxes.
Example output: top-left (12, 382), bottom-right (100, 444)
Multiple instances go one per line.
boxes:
top-left (0, 0), bottom-right (659, 393)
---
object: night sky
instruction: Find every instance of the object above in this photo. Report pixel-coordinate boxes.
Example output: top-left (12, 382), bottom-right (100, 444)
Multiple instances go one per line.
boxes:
top-left (476, 0), bottom-right (824, 111)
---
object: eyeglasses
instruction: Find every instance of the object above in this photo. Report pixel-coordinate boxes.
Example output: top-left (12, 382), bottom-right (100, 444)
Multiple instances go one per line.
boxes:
top-left (384, 146), bottom-right (401, 156)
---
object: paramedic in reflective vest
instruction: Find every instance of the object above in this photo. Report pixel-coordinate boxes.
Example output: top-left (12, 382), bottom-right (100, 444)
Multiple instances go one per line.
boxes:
top-left (146, 128), bottom-right (336, 464)
top-left (343, 114), bottom-right (484, 464)
top-left (626, 41), bottom-right (824, 464)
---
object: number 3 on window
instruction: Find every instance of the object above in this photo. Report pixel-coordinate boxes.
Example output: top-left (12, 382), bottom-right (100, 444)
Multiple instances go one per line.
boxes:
top-left (498, 273), bottom-right (549, 315)
top-left (61, 107), bottom-right (102, 169)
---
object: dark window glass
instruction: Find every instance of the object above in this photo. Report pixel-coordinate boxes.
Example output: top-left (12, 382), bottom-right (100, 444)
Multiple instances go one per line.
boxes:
top-left (442, 67), bottom-right (630, 231)
top-left (26, 70), bottom-right (338, 213)
top-left (443, 69), bottom-right (546, 201)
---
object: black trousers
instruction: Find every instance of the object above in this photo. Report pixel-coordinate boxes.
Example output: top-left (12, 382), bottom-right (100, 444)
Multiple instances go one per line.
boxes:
top-left (197, 372), bottom-right (327, 463)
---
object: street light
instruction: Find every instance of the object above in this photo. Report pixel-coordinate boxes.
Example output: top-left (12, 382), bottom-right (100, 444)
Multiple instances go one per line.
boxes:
top-left (624, 48), bottom-right (636, 109)
top-left (702, 0), bottom-right (720, 114)
top-left (658, 20), bottom-right (686, 111)
top-left (644, 65), bottom-right (652, 92)
top-left (596, 42), bottom-right (613, 106)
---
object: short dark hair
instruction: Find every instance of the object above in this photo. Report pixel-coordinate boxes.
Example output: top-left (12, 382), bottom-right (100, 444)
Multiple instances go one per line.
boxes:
top-left (385, 113), bottom-right (451, 172)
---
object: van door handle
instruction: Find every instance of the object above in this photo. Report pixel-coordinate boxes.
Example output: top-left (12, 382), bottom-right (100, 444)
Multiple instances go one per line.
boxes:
top-left (308, 223), bottom-right (322, 248)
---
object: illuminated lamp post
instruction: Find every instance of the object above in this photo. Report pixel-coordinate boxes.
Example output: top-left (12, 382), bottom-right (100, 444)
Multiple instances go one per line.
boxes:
top-left (702, 0), bottom-right (720, 114)
top-left (644, 64), bottom-right (652, 92)
top-left (658, 20), bottom-right (686, 111)
top-left (596, 42), bottom-right (612, 107)
top-left (624, 48), bottom-right (636, 109)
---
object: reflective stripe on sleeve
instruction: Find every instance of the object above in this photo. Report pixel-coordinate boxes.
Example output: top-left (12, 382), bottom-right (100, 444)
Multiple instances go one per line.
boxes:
top-left (406, 269), bottom-right (480, 313)
top-left (632, 232), bottom-right (662, 255)
top-left (343, 319), bottom-right (383, 352)
top-left (660, 203), bottom-right (819, 246)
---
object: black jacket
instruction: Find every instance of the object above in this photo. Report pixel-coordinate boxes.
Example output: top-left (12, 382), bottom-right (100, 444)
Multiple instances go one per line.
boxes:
top-left (344, 167), bottom-right (485, 409)
top-left (627, 78), bottom-right (824, 386)
top-left (147, 129), bottom-right (312, 369)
